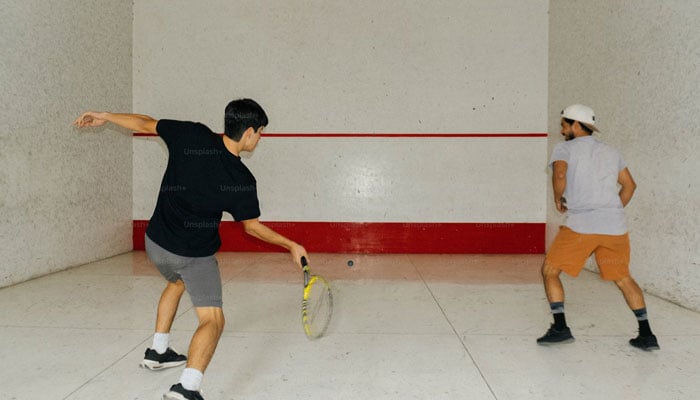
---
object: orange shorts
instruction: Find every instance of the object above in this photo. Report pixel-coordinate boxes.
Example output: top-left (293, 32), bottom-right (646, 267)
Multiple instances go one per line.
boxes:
top-left (545, 226), bottom-right (630, 281)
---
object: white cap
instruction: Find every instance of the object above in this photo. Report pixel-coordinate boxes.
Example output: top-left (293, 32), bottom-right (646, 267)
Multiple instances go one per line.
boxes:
top-left (561, 104), bottom-right (599, 132)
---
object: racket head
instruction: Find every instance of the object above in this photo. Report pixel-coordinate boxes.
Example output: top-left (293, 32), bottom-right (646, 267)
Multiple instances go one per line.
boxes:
top-left (301, 257), bottom-right (333, 339)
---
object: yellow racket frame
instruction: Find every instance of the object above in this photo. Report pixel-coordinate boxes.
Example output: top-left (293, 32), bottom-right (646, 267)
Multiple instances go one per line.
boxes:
top-left (301, 258), bottom-right (332, 339)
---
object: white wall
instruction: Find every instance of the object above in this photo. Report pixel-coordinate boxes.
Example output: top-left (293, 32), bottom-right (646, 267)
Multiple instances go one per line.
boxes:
top-left (548, 1), bottom-right (700, 311)
top-left (133, 0), bottom-right (549, 224)
top-left (0, 1), bottom-right (133, 287)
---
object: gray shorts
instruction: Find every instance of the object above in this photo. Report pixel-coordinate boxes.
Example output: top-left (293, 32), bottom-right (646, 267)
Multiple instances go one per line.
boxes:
top-left (145, 234), bottom-right (223, 308)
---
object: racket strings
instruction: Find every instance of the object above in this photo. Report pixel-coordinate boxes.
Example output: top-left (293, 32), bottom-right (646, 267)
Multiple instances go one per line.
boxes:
top-left (303, 277), bottom-right (333, 338)
top-left (306, 286), bottom-right (330, 324)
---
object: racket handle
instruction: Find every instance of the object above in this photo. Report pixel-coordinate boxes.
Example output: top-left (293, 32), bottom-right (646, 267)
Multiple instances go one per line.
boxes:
top-left (301, 256), bottom-right (310, 286)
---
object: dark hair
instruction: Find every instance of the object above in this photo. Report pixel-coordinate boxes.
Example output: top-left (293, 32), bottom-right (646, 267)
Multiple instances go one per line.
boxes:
top-left (224, 98), bottom-right (268, 141)
top-left (563, 117), bottom-right (592, 135)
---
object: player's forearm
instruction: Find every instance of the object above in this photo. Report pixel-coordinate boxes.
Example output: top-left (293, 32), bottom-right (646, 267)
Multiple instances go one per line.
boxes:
top-left (100, 112), bottom-right (158, 133)
top-left (244, 220), bottom-right (296, 250)
top-left (619, 184), bottom-right (636, 207)
top-left (552, 175), bottom-right (566, 203)
top-left (617, 168), bottom-right (637, 207)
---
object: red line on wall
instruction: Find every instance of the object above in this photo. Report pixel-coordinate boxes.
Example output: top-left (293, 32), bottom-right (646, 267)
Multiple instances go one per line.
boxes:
top-left (133, 132), bottom-right (547, 138)
top-left (133, 221), bottom-right (544, 254)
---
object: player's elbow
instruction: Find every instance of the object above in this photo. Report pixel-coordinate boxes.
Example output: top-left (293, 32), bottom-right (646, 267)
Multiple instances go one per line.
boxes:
top-left (552, 169), bottom-right (567, 181)
top-left (141, 118), bottom-right (159, 134)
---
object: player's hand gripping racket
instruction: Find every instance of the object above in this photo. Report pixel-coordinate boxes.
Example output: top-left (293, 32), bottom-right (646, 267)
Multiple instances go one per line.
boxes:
top-left (301, 256), bottom-right (333, 339)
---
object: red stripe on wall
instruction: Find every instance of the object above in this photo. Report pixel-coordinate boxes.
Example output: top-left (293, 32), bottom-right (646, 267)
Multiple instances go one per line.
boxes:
top-left (133, 221), bottom-right (544, 254)
top-left (133, 132), bottom-right (547, 138)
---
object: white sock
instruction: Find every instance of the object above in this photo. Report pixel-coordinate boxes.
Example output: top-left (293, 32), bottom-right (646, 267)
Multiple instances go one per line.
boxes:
top-left (152, 332), bottom-right (169, 354)
top-left (179, 368), bottom-right (203, 391)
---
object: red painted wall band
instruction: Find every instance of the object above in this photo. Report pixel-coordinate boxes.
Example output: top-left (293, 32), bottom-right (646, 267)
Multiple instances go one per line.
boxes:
top-left (133, 132), bottom-right (547, 138)
top-left (133, 221), bottom-right (544, 254)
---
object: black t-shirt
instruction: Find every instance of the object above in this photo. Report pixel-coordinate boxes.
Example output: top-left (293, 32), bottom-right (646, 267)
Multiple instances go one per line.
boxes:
top-left (145, 119), bottom-right (261, 257)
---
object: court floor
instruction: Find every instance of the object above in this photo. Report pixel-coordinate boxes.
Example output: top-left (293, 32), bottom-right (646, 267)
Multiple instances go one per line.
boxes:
top-left (1, 252), bottom-right (699, 400)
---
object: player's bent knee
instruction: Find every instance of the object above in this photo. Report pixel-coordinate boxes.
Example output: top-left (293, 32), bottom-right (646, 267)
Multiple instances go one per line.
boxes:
top-left (196, 307), bottom-right (225, 329)
top-left (614, 276), bottom-right (636, 289)
top-left (541, 262), bottom-right (561, 279)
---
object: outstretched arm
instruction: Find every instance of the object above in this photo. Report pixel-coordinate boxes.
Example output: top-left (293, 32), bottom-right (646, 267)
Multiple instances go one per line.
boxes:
top-left (552, 160), bottom-right (568, 213)
top-left (73, 112), bottom-right (158, 134)
top-left (618, 167), bottom-right (637, 207)
top-left (241, 218), bottom-right (308, 268)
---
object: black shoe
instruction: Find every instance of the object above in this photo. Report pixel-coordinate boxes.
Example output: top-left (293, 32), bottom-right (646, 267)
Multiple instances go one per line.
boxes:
top-left (537, 324), bottom-right (574, 345)
top-left (629, 334), bottom-right (660, 351)
top-left (140, 348), bottom-right (187, 370)
top-left (163, 383), bottom-right (205, 400)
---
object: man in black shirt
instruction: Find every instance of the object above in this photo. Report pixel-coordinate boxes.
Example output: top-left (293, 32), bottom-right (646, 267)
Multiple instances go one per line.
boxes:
top-left (74, 99), bottom-right (308, 400)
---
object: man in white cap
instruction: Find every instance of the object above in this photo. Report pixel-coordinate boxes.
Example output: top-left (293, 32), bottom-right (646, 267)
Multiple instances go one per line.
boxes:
top-left (538, 104), bottom-right (659, 351)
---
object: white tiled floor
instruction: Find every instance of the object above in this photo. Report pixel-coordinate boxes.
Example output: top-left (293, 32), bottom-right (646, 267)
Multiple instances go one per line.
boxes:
top-left (1, 252), bottom-right (699, 400)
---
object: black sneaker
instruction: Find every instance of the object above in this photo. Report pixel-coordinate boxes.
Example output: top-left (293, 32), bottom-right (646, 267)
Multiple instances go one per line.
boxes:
top-left (629, 334), bottom-right (660, 351)
top-left (537, 324), bottom-right (574, 345)
top-left (163, 383), bottom-right (204, 400)
top-left (140, 348), bottom-right (187, 370)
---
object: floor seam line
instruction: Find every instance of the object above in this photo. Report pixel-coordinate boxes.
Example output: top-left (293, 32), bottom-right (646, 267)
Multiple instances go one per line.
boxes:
top-left (412, 258), bottom-right (499, 400)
